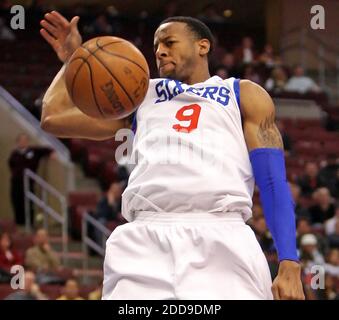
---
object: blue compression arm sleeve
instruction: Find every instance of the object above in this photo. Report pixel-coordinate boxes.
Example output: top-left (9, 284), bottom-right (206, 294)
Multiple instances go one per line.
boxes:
top-left (249, 148), bottom-right (299, 262)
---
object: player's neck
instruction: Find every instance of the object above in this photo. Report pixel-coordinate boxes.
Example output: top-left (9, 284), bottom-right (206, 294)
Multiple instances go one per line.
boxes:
top-left (185, 65), bottom-right (210, 85)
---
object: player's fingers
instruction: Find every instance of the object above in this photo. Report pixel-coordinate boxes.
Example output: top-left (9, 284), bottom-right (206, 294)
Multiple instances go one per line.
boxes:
top-left (70, 16), bottom-right (80, 33)
top-left (44, 11), bottom-right (67, 30)
top-left (70, 16), bottom-right (80, 28)
top-left (51, 10), bottom-right (71, 28)
top-left (271, 285), bottom-right (280, 300)
top-left (43, 12), bottom-right (61, 28)
top-left (40, 28), bottom-right (57, 48)
top-left (40, 19), bottom-right (58, 37)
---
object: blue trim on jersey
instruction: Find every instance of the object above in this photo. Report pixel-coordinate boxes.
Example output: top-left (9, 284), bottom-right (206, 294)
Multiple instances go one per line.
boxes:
top-left (233, 78), bottom-right (240, 110)
top-left (131, 112), bottom-right (137, 134)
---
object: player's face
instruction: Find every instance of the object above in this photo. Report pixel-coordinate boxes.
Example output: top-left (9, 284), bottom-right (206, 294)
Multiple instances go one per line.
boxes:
top-left (154, 22), bottom-right (200, 81)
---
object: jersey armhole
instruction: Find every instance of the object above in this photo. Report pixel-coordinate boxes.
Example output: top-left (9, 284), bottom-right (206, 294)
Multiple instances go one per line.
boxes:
top-left (131, 111), bottom-right (137, 134)
top-left (233, 78), bottom-right (241, 111)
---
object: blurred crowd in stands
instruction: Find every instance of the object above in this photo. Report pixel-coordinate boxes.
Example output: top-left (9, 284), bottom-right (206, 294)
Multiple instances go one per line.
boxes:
top-left (0, 227), bottom-right (102, 300)
top-left (0, 0), bottom-right (338, 299)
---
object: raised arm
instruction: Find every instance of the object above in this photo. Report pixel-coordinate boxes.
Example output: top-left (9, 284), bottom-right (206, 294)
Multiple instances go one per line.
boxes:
top-left (40, 11), bottom-right (127, 140)
top-left (240, 80), bottom-right (305, 300)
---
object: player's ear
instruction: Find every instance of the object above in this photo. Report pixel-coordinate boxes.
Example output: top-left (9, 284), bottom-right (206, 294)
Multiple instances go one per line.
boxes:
top-left (197, 39), bottom-right (210, 57)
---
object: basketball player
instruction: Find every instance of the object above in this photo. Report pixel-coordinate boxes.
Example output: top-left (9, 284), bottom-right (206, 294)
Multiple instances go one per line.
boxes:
top-left (40, 11), bottom-right (305, 300)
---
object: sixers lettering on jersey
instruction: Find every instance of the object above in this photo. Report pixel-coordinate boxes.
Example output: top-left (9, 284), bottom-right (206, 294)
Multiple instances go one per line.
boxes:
top-left (155, 79), bottom-right (230, 107)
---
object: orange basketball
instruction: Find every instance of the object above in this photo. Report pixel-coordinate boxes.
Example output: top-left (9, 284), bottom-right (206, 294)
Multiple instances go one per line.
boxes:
top-left (65, 36), bottom-right (150, 119)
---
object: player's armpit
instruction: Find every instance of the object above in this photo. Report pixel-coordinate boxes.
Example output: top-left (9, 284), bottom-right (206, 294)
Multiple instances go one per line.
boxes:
top-left (240, 80), bottom-right (283, 151)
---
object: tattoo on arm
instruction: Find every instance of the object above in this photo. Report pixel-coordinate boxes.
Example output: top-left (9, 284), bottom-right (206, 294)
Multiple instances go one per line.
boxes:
top-left (257, 113), bottom-right (284, 149)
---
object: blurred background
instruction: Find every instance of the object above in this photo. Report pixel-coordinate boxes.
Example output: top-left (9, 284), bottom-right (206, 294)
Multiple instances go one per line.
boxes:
top-left (0, 0), bottom-right (338, 300)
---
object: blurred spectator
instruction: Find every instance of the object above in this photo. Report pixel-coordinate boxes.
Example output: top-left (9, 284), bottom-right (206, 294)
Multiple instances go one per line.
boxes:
top-left (0, 231), bottom-right (23, 282)
top-left (214, 65), bottom-right (228, 79)
top-left (88, 283), bottom-right (102, 300)
top-left (290, 183), bottom-right (309, 219)
top-left (258, 44), bottom-right (277, 68)
top-left (316, 274), bottom-right (339, 300)
top-left (327, 220), bottom-right (339, 249)
top-left (325, 206), bottom-right (339, 236)
top-left (197, 3), bottom-right (224, 23)
top-left (285, 65), bottom-right (321, 94)
top-left (297, 161), bottom-right (322, 197)
top-left (234, 36), bottom-right (256, 65)
top-left (95, 182), bottom-right (123, 224)
top-left (0, 17), bottom-right (15, 41)
top-left (8, 133), bottom-right (55, 226)
top-left (264, 67), bottom-right (288, 94)
top-left (220, 52), bottom-right (238, 77)
top-left (296, 216), bottom-right (327, 253)
top-left (296, 217), bottom-right (312, 250)
top-left (243, 65), bottom-right (261, 84)
top-left (92, 182), bottom-right (124, 246)
top-left (252, 216), bottom-right (275, 253)
top-left (208, 34), bottom-right (226, 67)
top-left (277, 120), bottom-right (293, 155)
top-left (309, 188), bottom-right (336, 225)
top-left (318, 154), bottom-right (339, 197)
top-left (324, 249), bottom-right (339, 277)
top-left (299, 233), bottom-right (325, 266)
top-left (86, 14), bottom-right (113, 35)
top-left (93, 14), bottom-right (113, 34)
top-left (25, 229), bottom-right (63, 284)
top-left (57, 279), bottom-right (84, 300)
top-left (4, 271), bottom-right (48, 300)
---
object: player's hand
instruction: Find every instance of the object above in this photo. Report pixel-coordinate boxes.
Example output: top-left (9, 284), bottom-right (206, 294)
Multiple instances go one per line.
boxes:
top-left (272, 260), bottom-right (305, 300)
top-left (40, 11), bottom-right (82, 63)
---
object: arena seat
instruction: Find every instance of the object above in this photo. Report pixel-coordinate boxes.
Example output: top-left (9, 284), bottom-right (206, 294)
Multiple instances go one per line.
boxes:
top-left (68, 192), bottom-right (99, 239)
top-left (106, 221), bottom-right (121, 232)
top-left (68, 191), bottom-right (99, 208)
top-left (0, 219), bottom-right (16, 233)
top-left (83, 147), bottom-right (116, 177)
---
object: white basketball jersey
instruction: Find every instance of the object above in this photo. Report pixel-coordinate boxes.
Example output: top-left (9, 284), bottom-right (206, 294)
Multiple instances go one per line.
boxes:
top-left (121, 76), bottom-right (254, 222)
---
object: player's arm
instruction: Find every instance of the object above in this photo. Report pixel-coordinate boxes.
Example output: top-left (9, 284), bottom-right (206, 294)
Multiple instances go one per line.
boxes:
top-left (39, 11), bottom-right (127, 140)
top-left (41, 65), bottom-right (127, 140)
top-left (240, 80), bottom-right (305, 300)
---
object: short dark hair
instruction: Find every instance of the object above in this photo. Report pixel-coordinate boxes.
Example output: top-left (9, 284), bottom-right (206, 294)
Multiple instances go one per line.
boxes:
top-left (158, 16), bottom-right (214, 55)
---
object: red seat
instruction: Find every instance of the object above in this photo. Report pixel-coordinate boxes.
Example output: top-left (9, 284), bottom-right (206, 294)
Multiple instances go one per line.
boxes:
top-left (83, 147), bottom-right (115, 177)
top-left (0, 219), bottom-right (16, 233)
top-left (106, 221), bottom-right (122, 232)
top-left (68, 192), bottom-right (98, 208)
top-left (11, 234), bottom-right (34, 255)
top-left (68, 192), bottom-right (99, 239)
top-left (70, 205), bottom-right (97, 239)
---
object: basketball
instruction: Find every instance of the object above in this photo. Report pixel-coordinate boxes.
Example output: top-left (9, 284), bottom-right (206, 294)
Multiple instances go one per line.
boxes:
top-left (64, 36), bottom-right (150, 119)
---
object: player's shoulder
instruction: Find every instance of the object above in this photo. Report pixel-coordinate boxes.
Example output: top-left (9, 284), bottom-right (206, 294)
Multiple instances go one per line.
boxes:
top-left (239, 79), bottom-right (268, 96)
top-left (239, 80), bottom-right (275, 119)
